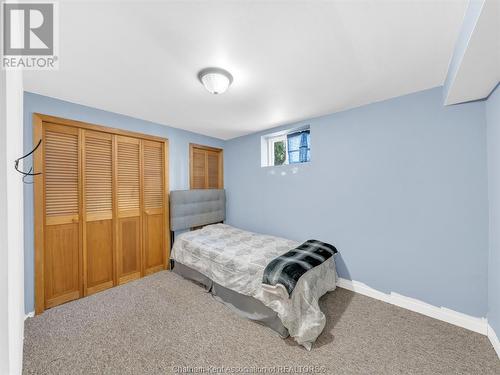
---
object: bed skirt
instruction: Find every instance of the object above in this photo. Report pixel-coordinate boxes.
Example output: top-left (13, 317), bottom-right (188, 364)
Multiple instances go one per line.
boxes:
top-left (172, 261), bottom-right (289, 338)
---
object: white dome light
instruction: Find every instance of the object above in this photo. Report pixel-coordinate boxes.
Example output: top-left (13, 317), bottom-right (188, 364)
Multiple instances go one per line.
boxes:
top-left (198, 67), bottom-right (233, 94)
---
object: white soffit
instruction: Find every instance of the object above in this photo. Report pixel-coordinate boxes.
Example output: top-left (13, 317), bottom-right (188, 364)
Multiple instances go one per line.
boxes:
top-left (445, 0), bottom-right (500, 105)
top-left (24, 0), bottom-right (468, 139)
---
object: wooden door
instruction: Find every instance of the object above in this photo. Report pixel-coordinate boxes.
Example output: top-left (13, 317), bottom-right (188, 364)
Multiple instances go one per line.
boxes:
top-left (189, 144), bottom-right (223, 189)
top-left (191, 146), bottom-right (207, 189)
top-left (82, 130), bottom-right (114, 295)
top-left (142, 140), bottom-right (166, 275)
top-left (34, 114), bottom-right (170, 314)
top-left (42, 123), bottom-right (82, 309)
top-left (206, 150), bottom-right (221, 188)
top-left (115, 136), bottom-right (142, 284)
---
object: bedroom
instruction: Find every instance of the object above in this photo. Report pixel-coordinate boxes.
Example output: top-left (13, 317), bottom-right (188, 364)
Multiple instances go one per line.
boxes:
top-left (0, 0), bottom-right (499, 374)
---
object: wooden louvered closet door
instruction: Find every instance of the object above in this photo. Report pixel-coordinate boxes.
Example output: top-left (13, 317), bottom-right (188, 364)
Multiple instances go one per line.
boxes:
top-left (206, 150), bottom-right (221, 189)
top-left (83, 130), bottom-right (114, 295)
top-left (34, 114), bottom-right (169, 314)
top-left (142, 140), bottom-right (165, 275)
top-left (189, 144), bottom-right (223, 189)
top-left (191, 147), bottom-right (207, 189)
top-left (43, 123), bottom-right (82, 309)
top-left (116, 136), bottom-right (142, 284)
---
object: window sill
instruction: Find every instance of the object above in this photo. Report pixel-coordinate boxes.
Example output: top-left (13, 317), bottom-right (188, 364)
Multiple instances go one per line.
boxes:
top-left (261, 161), bottom-right (311, 169)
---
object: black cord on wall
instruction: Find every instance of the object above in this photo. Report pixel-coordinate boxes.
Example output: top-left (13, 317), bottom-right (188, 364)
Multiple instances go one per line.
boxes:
top-left (14, 139), bottom-right (42, 184)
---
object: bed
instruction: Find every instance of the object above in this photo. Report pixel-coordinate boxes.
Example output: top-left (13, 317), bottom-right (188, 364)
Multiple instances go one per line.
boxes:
top-left (169, 189), bottom-right (337, 350)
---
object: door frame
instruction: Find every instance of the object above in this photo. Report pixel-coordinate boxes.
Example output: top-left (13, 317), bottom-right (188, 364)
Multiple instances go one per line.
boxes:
top-left (33, 113), bottom-right (170, 315)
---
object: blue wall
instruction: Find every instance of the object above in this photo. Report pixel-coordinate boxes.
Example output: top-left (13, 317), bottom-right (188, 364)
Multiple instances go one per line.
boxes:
top-left (23, 92), bottom-right (224, 313)
top-left (24, 88), bottom-right (494, 320)
top-left (486, 84), bottom-right (500, 334)
top-left (224, 87), bottom-right (489, 317)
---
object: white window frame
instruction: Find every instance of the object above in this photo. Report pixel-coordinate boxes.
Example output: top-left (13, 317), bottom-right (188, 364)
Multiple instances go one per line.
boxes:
top-left (267, 135), bottom-right (288, 166)
top-left (261, 125), bottom-right (310, 167)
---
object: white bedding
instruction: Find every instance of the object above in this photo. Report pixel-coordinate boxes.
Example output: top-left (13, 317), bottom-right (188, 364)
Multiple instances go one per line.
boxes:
top-left (171, 224), bottom-right (337, 349)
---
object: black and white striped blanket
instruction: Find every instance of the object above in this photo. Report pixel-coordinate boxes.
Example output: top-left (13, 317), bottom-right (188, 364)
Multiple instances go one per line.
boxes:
top-left (262, 240), bottom-right (338, 298)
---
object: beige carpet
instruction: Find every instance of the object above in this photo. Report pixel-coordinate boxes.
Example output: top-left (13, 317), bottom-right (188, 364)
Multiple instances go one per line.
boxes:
top-left (23, 271), bottom-right (500, 374)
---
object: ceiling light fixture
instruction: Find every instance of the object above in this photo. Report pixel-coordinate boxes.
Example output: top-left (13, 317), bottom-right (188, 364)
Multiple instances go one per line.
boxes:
top-left (198, 67), bottom-right (233, 94)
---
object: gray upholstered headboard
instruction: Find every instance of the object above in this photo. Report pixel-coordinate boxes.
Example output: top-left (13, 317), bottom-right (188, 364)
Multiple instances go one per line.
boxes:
top-left (170, 189), bottom-right (226, 231)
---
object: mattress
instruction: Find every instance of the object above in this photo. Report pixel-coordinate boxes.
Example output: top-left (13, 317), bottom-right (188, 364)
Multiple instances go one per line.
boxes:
top-left (171, 224), bottom-right (337, 349)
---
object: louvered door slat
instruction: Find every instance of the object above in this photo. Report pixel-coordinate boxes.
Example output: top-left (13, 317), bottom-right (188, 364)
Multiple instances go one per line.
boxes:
top-left (144, 142), bottom-right (163, 209)
top-left (191, 148), bottom-right (206, 189)
top-left (45, 129), bottom-right (79, 217)
top-left (85, 133), bottom-right (112, 215)
top-left (118, 141), bottom-right (140, 212)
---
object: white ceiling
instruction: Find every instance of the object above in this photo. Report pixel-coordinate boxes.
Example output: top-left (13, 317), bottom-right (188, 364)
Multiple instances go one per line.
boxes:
top-left (24, 0), bottom-right (468, 140)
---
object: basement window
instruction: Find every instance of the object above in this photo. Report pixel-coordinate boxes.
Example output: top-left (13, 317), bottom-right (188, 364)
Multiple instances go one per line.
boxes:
top-left (261, 126), bottom-right (310, 167)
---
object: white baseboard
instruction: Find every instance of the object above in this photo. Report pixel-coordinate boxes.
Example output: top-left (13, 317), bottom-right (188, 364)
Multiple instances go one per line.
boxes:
top-left (488, 324), bottom-right (500, 359)
top-left (336, 278), bottom-right (488, 335)
top-left (24, 312), bottom-right (34, 320)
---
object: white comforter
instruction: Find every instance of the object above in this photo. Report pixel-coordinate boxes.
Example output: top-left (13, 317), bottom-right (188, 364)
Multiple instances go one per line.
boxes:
top-left (171, 224), bottom-right (337, 350)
